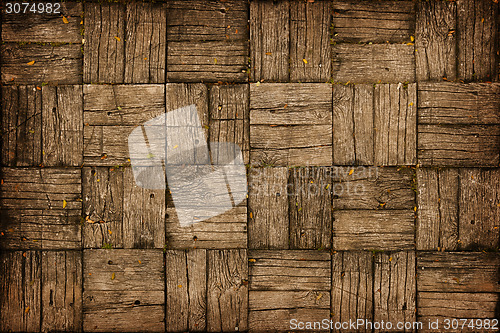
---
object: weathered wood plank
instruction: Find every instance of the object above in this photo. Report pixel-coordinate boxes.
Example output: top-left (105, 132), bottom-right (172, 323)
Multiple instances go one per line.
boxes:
top-left (331, 251), bottom-right (373, 333)
top-left (1, 43), bottom-right (82, 84)
top-left (1, 85), bottom-right (42, 166)
top-left (83, 167), bottom-right (124, 249)
top-left (415, 0), bottom-right (457, 81)
top-left (0, 251), bottom-right (41, 332)
top-left (333, 1), bottom-right (415, 43)
top-left (249, 250), bottom-right (331, 291)
top-left (2, 2), bottom-right (83, 43)
top-left (207, 250), bottom-right (248, 332)
top-left (288, 167), bottom-right (332, 250)
top-left (42, 85), bottom-right (83, 166)
top-left (124, 2), bottom-right (166, 83)
top-left (333, 84), bottom-right (374, 165)
top-left (122, 167), bottom-right (165, 249)
top-left (250, 0), bottom-right (289, 82)
top-left (83, 125), bottom-right (134, 166)
top-left (374, 83), bottom-right (417, 165)
top-left (166, 83), bottom-right (209, 135)
top-left (165, 250), bottom-right (206, 332)
top-left (418, 82), bottom-right (500, 124)
top-left (248, 167), bottom-right (289, 249)
top-left (83, 249), bottom-right (164, 332)
top-left (250, 83), bottom-right (332, 166)
top-left (332, 44), bottom-right (415, 83)
top-left (0, 168), bottom-right (82, 250)
top-left (84, 85), bottom-right (165, 125)
top-left (418, 124), bottom-right (500, 167)
top-left (290, 0), bottom-right (331, 82)
top-left (209, 84), bottom-right (249, 164)
top-left (417, 252), bottom-right (500, 293)
top-left (83, 2), bottom-right (125, 83)
top-left (41, 251), bottom-right (82, 332)
top-left (332, 167), bottom-right (415, 210)
top-left (457, 0), bottom-right (499, 81)
top-left (459, 169), bottom-right (500, 251)
top-left (416, 168), bottom-right (459, 251)
top-left (333, 210), bottom-right (415, 250)
top-left (373, 251), bottom-right (416, 329)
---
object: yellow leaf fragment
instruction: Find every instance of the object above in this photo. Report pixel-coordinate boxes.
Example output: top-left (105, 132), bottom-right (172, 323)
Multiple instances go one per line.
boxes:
top-left (111, 272), bottom-right (115, 280)
top-left (62, 16), bottom-right (69, 24)
top-left (114, 36), bottom-right (121, 42)
top-left (249, 212), bottom-right (253, 219)
top-left (410, 35), bottom-right (414, 42)
top-left (414, 206), bottom-right (417, 212)
top-left (348, 169), bottom-right (354, 176)
top-left (409, 102), bottom-right (414, 106)
top-left (27, 61), bottom-right (35, 66)
top-left (25, 306), bottom-right (30, 314)
top-left (63, 200), bottom-right (67, 208)
top-left (178, 284), bottom-right (182, 288)
top-left (249, 258), bottom-right (256, 262)
top-left (108, 230), bottom-right (112, 235)
top-left (303, 58), bottom-right (308, 64)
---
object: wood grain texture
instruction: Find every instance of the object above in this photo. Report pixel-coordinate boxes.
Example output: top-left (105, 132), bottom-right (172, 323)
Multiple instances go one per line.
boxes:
top-left (418, 124), bottom-right (500, 167)
top-left (331, 251), bottom-right (373, 333)
top-left (418, 82), bottom-right (500, 124)
top-left (167, 1), bottom-right (248, 82)
top-left (416, 168), bottom-right (459, 251)
top-left (333, 210), bottom-right (415, 250)
top-left (333, 1), bottom-right (415, 43)
top-left (373, 251), bottom-right (416, 330)
top-left (83, 249), bottom-right (164, 332)
top-left (42, 85), bottom-right (83, 166)
top-left (0, 168), bottom-right (82, 250)
top-left (83, 125), bottom-right (135, 166)
top-left (332, 167), bottom-right (415, 210)
top-left (1, 43), bottom-right (82, 84)
top-left (249, 250), bottom-right (331, 291)
top-left (415, 0), bottom-right (457, 81)
top-left (250, 83), bottom-right (332, 166)
top-left (248, 167), bottom-right (289, 249)
top-left (457, 0), bottom-right (499, 82)
top-left (41, 251), bottom-right (82, 332)
top-left (0, 251), bottom-right (41, 332)
top-left (83, 2), bottom-right (125, 84)
top-left (2, 2), bottom-right (83, 43)
top-left (290, 0), bottom-right (331, 82)
top-left (250, 0), bottom-right (289, 82)
top-left (207, 250), bottom-right (248, 332)
top-left (209, 84), bottom-right (249, 164)
top-left (332, 44), bottom-right (415, 83)
top-left (165, 249), bottom-right (206, 332)
top-left (1, 85), bottom-right (42, 166)
top-left (83, 167), bottom-right (124, 249)
top-left (288, 167), bottom-right (332, 250)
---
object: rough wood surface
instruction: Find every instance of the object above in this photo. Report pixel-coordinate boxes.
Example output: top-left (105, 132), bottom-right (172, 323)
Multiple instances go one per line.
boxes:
top-left (41, 251), bottom-right (82, 332)
top-left (209, 84), bottom-right (249, 164)
top-left (333, 1), bottom-right (415, 43)
top-left (42, 85), bottom-right (83, 166)
top-left (167, 0), bottom-right (248, 82)
top-left (331, 251), bottom-right (373, 332)
top-left (250, 0), bottom-right (289, 82)
top-left (457, 0), bottom-right (499, 82)
top-left (333, 83), bottom-right (417, 165)
top-left (207, 250), bottom-right (248, 332)
top-left (0, 168), bottom-right (82, 250)
top-left (0, 251), bottom-right (41, 332)
top-left (83, 167), bottom-right (124, 249)
top-left (248, 167), bottom-right (289, 249)
top-left (332, 44), bottom-right (415, 83)
top-left (288, 167), bottom-right (332, 250)
top-left (418, 82), bottom-right (500, 124)
top-left (83, 249), bottom-right (164, 332)
top-left (83, 2), bottom-right (125, 84)
top-left (250, 83), bottom-right (332, 166)
top-left (333, 210), bottom-right (415, 250)
top-left (415, 0), bottom-right (457, 81)
top-left (373, 251), bottom-right (416, 329)
top-left (1, 85), bottom-right (42, 166)
top-left (83, 125), bottom-right (135, 166)
top-left (290, 0), bottom-right (331, 82)
top-left (1, 43), bottom-right (82, 84)
top-left (165, 249), bottom-right (206, 332)
top-left (418, 124), bottom-right (500, 167)
top-left (332, 167), bottom-right (415, 210)
top-left (2, 2), bottom-right (83, 43)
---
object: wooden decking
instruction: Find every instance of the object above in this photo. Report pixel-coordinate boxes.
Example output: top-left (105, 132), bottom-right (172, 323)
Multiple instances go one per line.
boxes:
top-left (1, 0), bottom-right (499, 332)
